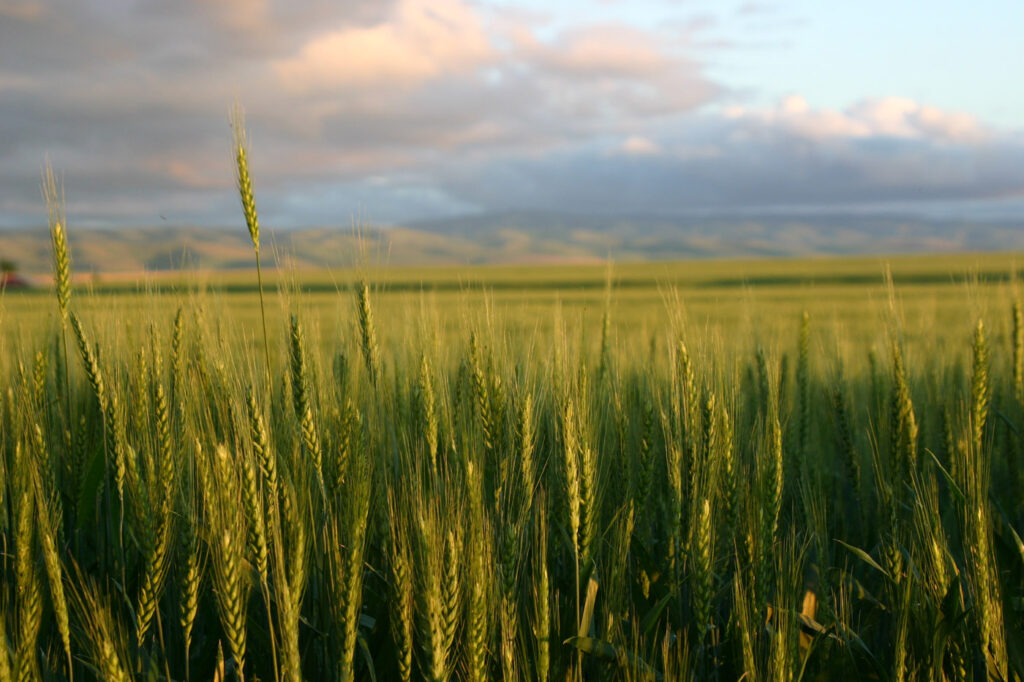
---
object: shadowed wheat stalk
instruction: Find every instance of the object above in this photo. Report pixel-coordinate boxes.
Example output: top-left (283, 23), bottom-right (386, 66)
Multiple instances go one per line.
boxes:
top-left (43, 163), bottom-right (73, 435)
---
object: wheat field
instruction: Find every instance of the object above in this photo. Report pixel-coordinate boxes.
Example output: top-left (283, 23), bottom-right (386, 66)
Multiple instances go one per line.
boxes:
top-left (0, 140), bottom-right (1021, 682)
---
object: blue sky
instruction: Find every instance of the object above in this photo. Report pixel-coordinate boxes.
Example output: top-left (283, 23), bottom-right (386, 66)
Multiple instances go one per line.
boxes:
top-left (506, 0), bottom-right (1024, 124)
top-left (0, 0), bottom-right (1021, 228)
top-left (709, 1), bottom-right (1023, 126)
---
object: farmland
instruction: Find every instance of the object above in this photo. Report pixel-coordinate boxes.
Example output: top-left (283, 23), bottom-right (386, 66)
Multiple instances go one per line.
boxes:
top-left (5, 0), bottom-right (1024, 678)
top-left (1, 246), bottom-right (1023, 681)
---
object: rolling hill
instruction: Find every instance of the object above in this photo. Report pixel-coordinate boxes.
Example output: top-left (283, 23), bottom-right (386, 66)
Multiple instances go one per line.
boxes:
top-left (1, 211), bottom-right (1022, 276)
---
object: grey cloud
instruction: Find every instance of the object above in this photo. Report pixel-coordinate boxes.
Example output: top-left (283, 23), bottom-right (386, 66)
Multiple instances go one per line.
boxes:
top-left (0, 1), bottom-right (396, 68)
top-left (0, 0), bottom-right (723, 227)
top-left (0, 1), bottom-right (1020, 231)
top-left (432, 115), bottom-right (1024, 214)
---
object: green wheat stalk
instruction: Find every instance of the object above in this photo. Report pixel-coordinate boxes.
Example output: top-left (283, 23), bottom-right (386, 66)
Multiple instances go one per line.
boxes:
top-left (231, 107), bottom-right (272, 390)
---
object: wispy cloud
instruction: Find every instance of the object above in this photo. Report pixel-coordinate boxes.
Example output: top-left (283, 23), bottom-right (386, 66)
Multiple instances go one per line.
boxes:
top-left (726, 95), bottom-right (989, 143)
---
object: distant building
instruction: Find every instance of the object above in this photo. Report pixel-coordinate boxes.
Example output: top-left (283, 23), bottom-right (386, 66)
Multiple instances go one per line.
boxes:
top-left (0, 272), bottom-right (29, 289)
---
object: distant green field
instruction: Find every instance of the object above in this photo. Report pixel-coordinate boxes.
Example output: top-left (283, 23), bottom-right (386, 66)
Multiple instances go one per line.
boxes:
top-left (4, 251), bottom-right (1022, 368)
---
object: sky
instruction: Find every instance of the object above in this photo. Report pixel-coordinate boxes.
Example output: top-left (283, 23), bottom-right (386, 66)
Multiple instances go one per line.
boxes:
top-left (1, 0), bottom-right (1022, 228)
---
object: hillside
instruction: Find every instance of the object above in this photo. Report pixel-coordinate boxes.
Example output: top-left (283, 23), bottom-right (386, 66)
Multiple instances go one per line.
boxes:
top-left (2, 211), bottom-right (1022, 276)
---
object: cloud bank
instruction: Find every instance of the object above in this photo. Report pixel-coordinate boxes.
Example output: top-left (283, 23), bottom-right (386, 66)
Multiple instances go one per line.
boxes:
top-left (0, 0), bottom-right (1021, 227)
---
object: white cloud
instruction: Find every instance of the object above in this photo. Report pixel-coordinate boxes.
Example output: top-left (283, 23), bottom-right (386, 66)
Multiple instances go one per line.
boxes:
top-left (729, 95), bottom-right (989, 143)
top-left (273, 0), bottom-right (493, 92)
top-left (619, 135), bottom-right (660, 155)
top-left (907, 105), bottom-right (986, 143)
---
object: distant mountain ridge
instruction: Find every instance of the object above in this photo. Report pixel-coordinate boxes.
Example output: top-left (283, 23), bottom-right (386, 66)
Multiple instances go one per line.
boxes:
top-left (2, 211), bottom-right (1022, 275)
